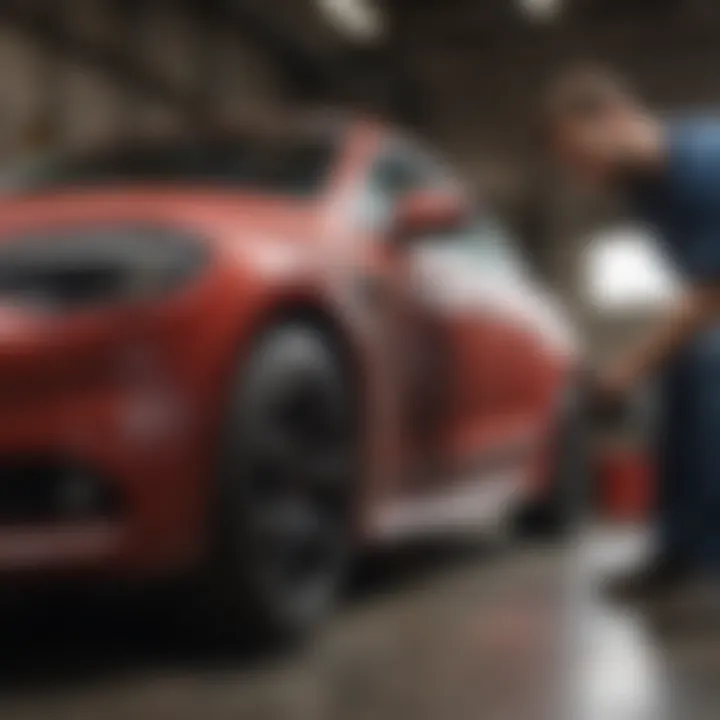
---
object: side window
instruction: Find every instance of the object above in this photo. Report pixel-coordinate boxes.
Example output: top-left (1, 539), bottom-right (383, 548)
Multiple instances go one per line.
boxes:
top-left (427, 216), bottom-right (526, 278)
top-left (355, 143), bottom-right (441, 234)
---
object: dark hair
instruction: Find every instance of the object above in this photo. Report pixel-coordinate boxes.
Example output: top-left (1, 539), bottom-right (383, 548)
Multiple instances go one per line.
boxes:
top-left (540, 64), bottom-right (636, 136)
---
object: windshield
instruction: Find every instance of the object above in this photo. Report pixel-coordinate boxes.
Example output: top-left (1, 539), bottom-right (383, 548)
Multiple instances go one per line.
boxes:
top-left (5, 136), bottom-right (338, 198)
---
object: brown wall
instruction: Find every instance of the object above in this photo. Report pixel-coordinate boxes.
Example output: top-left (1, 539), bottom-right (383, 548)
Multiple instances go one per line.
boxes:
top-left (0, 1), bottom-right (291, 160)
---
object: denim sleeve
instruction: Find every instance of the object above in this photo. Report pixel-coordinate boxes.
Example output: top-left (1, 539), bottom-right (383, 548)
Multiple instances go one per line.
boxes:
top-left (685, 225), bottom-right (720, 282)
top-left (675, 130), bottom-right (720, 282)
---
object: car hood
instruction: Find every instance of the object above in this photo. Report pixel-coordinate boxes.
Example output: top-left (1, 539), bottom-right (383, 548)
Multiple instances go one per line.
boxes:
top-left (0, 188), bottom-right (320, 243)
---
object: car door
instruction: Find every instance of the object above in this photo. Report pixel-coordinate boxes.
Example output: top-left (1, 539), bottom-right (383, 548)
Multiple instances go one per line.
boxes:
top-left (349, 136), bottom-right (539, 537)
top-left (408, 218), bottom-right (521, 475)
top-left (428, 216), bottom-right (550, 454)
top-left (352, 138), bottom-right (509, 480)
top-left (347, 138), bottom-right (445, 491)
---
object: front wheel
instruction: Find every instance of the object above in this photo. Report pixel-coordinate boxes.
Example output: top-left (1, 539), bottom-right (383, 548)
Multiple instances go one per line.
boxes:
top-left (200, 322), bottom-right (359, 642)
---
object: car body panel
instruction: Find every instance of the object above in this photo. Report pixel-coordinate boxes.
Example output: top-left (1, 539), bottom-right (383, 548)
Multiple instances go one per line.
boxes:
top-left (0, 120), bottom-right (579, 578)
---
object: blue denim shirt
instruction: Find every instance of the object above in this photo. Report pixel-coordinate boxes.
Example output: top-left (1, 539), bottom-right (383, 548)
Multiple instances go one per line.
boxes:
top-left (629, 120), bottom-right (720, 563)
top-left (632, 119), bottom-right (720, 282)
top-left (631, 119), bottom-right (720, 364)
top-left (633, 121), bottom-right (720, 532)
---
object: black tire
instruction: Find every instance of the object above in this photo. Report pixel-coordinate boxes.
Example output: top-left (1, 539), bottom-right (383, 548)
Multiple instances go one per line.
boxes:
top-left (199, 321), bottom-right (358, 642)
top-left (514, 382), bottom-right (590, 540)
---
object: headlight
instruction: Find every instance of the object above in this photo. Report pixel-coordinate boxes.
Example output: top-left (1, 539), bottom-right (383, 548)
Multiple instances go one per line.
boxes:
top-left (0, 223), bottom-right (208, 312)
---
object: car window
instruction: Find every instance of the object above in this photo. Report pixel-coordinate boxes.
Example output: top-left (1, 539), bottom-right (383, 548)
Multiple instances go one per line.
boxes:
top-left (356, 140), bottom-right (449, 233)
top-left (425, 216), bottom-right (527, 278)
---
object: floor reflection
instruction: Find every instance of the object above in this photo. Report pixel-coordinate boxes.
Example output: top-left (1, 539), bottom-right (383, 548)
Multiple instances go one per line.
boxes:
top-left (1, 529), bottom-right (720, 719)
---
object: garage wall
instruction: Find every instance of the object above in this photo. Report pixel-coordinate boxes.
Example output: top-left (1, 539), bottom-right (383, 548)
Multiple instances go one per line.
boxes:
top-left (0, 1), bottom-right (291, 161)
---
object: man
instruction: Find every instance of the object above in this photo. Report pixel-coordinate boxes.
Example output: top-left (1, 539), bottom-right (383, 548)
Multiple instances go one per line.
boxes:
top-left (544, 65), bottom-right (720, 602)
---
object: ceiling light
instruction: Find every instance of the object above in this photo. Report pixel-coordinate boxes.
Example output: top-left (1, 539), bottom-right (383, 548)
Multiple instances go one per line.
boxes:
top-left (519, 0), bottom-right (563, 21)
top-left (318, 0), bottom-right (384, 41)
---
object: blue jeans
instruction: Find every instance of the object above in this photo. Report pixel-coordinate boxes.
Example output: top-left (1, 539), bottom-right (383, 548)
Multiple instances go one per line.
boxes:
top-left (658, 328), bottom-right (720, 569)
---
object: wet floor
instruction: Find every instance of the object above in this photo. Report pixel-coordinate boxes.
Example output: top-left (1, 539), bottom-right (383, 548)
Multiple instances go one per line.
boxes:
top-left (0, 528), bottom-right (719, 720)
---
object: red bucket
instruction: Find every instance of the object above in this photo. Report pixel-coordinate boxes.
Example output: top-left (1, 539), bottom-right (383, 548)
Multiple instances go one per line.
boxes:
top-left (599, 448), bottom-right (654, 522)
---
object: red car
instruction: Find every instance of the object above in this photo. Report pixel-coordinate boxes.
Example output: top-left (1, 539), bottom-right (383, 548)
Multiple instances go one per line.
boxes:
top-left (0, 120), bottom-right (581, 638)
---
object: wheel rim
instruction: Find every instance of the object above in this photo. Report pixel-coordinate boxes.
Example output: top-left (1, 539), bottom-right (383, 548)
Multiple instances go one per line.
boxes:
top-left (242, 366), bottom-right (354, 613)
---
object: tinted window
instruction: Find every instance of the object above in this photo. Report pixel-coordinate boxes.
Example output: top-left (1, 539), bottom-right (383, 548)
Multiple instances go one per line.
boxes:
top-left (12, 138), bottom-right (336, 198)
top-left (357, 141), bottom-right (449, 232)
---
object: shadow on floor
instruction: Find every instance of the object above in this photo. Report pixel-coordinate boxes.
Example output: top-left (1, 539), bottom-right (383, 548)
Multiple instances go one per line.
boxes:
top-left (0, 536), bottom-right (507, 697)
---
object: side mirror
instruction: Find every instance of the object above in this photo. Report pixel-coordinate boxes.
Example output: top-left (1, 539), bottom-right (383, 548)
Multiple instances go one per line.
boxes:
top-left (391, 191), bottom-right (468, 244)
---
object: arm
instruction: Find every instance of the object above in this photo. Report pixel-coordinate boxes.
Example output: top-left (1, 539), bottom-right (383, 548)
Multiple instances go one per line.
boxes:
top-left (605, 129), bottom-right (720, 394)
top-left (604, 282), bottom-right (720, 392)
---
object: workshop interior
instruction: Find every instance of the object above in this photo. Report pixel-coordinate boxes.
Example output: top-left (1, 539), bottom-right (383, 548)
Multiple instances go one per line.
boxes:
top-left (0, 1), bottom-right (713, 719)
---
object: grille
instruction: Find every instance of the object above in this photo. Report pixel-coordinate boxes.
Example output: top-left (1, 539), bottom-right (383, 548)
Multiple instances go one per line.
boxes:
top-left (0, 459), bottom-right (120, 525)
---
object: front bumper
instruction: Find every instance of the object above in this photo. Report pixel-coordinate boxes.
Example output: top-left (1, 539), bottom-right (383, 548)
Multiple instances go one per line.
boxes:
top-left (0, 384), bottom-right (210, 580)
top-left (0, 522), bottom-right (124, 572)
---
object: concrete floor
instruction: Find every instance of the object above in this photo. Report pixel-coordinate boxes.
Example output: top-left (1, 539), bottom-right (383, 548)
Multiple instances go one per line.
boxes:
top-left (0, 528), bottom-right (718, 720)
